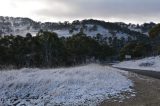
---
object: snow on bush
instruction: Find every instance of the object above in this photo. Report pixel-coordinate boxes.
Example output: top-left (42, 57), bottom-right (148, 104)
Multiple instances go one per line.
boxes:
top-left (113, 56), bottom-right (160, 72)
top-left (0, 64), bottom-right (134, 106)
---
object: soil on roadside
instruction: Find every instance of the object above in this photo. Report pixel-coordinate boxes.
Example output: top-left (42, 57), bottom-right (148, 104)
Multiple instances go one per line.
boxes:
top-left (100, 71), bottom-right (160, 106)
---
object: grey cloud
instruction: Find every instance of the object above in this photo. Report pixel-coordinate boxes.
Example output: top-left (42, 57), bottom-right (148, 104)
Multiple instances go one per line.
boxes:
top-left (12, 0), bottom-right (160, 23)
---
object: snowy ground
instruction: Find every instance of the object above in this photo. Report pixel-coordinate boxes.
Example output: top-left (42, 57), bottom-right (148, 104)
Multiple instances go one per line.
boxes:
top-left (113, 56), bottom-right (160, 72)
top-left (0, 64), bottom-right (134, 106)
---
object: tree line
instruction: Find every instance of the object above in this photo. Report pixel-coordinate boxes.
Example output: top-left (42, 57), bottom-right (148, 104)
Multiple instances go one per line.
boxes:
top-left (0, 31), bottom-right (115, 68)
top-left (120, 23), bottom-right (160, 59)
top-left (1, 24), bottom-right (159, 69)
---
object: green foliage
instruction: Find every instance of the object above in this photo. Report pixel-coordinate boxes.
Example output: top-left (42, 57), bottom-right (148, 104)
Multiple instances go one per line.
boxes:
top-left (149, 24), bottom-right (160, 38)
top-left (0, 31), bottom-right (115, 68)
top-left (120, 42), bottom-right (151, 59)
top-left (157, 46), bottom-right (160, 55)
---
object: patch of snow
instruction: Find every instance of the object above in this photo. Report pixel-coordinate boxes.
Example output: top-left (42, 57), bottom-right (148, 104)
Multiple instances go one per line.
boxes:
top-left (128, 26), bottom-right (142, 33)
top-left (71, 24), bottom-right (107, 37)
top-left (116, 32), bottom-right (129, 39)
top-left (0, 64), bottom-right (134, 106)
top-left (113, 56), bottom-right (160, 72)
top-left (53, 30), bottom-right (71, 37)
top-left (70, 24), bottom-right (129, 40)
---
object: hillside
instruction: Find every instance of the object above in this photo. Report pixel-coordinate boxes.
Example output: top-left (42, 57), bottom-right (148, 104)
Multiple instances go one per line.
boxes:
top-left (0, 16), bottom-right (152, 42)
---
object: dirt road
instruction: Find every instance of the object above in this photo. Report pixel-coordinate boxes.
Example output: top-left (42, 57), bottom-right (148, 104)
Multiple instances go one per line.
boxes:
top-left (100, 71), bottom-right (160, 106)
top-left (114, 67), bottom-right (160, 79)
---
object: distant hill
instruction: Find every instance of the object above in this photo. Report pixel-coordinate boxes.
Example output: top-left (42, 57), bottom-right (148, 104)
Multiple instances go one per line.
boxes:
top-left (0, 16), bottom-right (155, 41)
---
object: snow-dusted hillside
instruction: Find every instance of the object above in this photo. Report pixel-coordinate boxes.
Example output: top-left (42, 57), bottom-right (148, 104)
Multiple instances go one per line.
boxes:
top-left (117, 22), bottom-right (156, 35)
top-left (0, 64), bottom-right (134, 106)
top-left (0, 16), bottom-right (129, 39)
top-left (0, 16), bottom-right (39, 36)
top-left (0, 16), bottom-right (149, 42)
top-left (70, 24), bottom-right (130, 40)
top-left (113, 56), bottom-right (160, 72)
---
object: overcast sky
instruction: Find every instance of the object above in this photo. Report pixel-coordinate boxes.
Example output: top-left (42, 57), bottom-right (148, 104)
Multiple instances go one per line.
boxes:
top-left (0, 0), bottom-right (160, 24)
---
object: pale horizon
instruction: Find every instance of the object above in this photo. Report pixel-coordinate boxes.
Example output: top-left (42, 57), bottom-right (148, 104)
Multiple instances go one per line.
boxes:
top-left (0, 0), bottom-right (160, 24)
top-left (0, 15), bottom-right (158, 25)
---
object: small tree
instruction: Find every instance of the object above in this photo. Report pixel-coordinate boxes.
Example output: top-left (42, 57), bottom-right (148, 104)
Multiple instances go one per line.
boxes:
top-left (149, 24), bottom-right (160, 38)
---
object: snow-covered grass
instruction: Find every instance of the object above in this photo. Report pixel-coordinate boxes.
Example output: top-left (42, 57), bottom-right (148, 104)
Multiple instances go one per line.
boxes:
top-left (0, 64), bottom-right (134, 106)
top-left (113, 56), bottom-right (160, 72)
